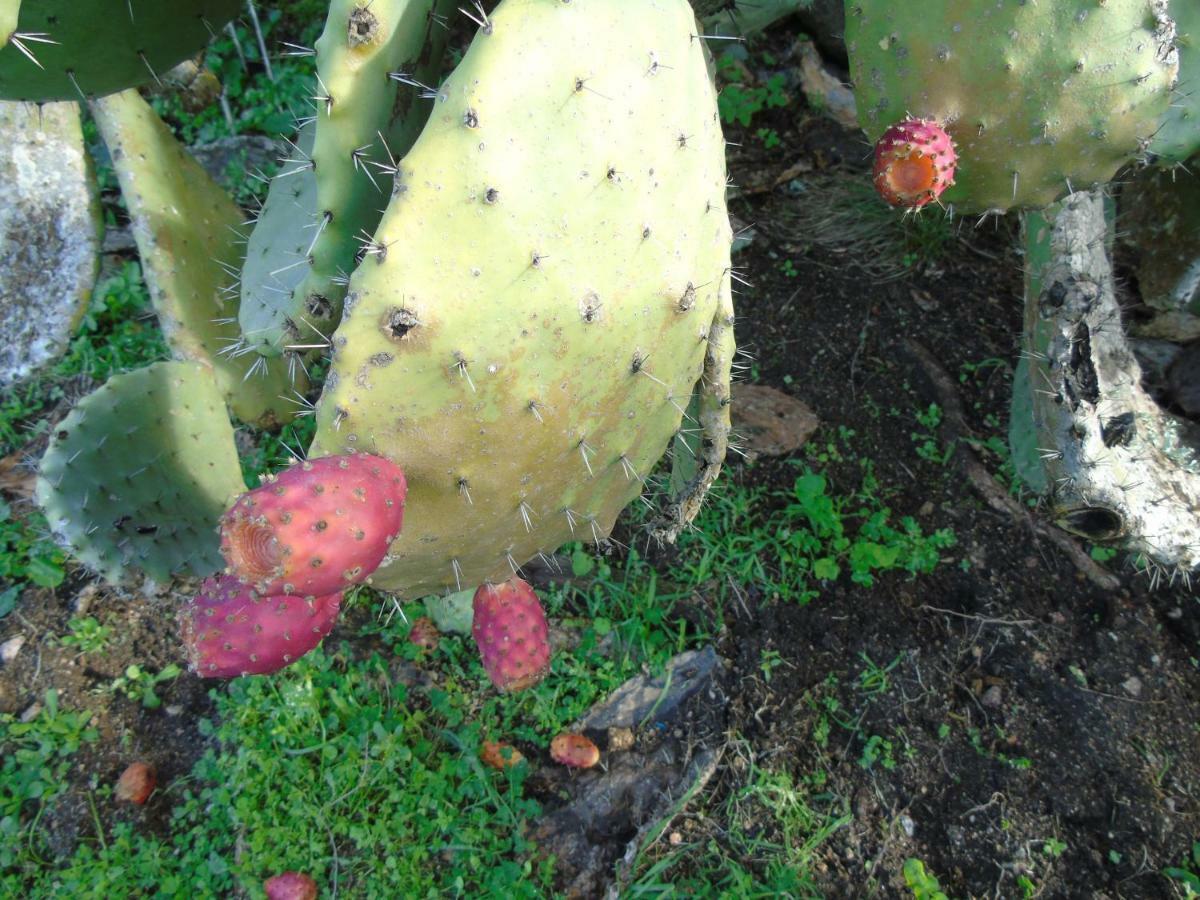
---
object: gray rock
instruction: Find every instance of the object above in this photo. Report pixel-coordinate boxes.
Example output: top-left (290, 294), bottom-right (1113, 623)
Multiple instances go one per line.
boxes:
top-left (579, 646), bottom-right (721, 731)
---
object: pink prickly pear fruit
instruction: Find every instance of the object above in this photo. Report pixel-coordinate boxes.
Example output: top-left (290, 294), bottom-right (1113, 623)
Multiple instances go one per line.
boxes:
top-left (180, 574), bottom-right (342, 678)
top-left (115, 761), bottom-right (156, 805)
top-left (264, 872), bottom-right (318, 900)
top-left (407, 616), bottom-right (440, 652)
top-left (220, 453), bottom-right (407, 597)
top-left (550, 733), bottom-right (600, 769)
top-left (471, 577), bottom-right (551, 692)
top-left (872, 118), bottom-right (957, 208)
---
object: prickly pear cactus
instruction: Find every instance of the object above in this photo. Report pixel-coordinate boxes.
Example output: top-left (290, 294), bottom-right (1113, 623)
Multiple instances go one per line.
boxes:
top-left (845, 0), bottom-right (1179, 212)
top-left (1018, 190), bottom-right (1200, 573)
top-left (1152, 0), bottom-right (1200, 164)
top-left (0, 100), bottom-right (100, 385)
top-left (36, 361), bottom-right (248, 584)
top-left (241, 0), bottom-right (454, 358)
top-left (90, 88), bottom-right (305, 428)
top-left (311, 0), bottom-right (735, 596)
top-left (0, 0), bottom-right (240, 101)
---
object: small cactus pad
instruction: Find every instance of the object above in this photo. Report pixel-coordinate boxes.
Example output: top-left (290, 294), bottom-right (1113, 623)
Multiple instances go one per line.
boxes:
top-left (549, 733), bottom-right (600, 769)
top-left (0, 100), bottom-right (100, 385)
top-left (36, 361), bottom-right (247, 584)
top-left (220, 453), bottom-right (407, 597)
top-left (846, 1), bottom-right (1178, 211)
top-left (479, 740), bottom-right (524, 770)
top-left (283, 0), bottom-right (454, 355)
top-left (180, 574), bottom-right (343, 678)
top-left (872, 118), bottom-right (957, 208)
top-left (1152, 1), bottom-right (1200, 164)
top-left (0, 0), bottom-right (239, 102)
top-left (238, 122), bottom-right (321, 358)
top-left (312, 0), bottom-right (734, 594)
top-left (472, 577), bottom-right (551, 693)
top-left (90, 88), bottom-right (305, 428)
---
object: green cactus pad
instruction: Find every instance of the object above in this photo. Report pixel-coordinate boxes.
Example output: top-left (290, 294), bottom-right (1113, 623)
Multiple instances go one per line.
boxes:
top-left (1152, 0), bottom-right (1200, 164)
top-left (241, 0), bottom-right (455, 358)
top-left (311, 0), bottom-right (734, 596)
top-left (846, 0), bottom-right (1178, 212)
top-left (0, 100), bottom-right (100, 385)
top-left (36, 361), bottom-right (247, 584)
top-left (90, 88), bottom-right (305, 428)
top-left (0, 0), bottom-right (239, 102)
top-left (238, 122), bottom-right (321, 358)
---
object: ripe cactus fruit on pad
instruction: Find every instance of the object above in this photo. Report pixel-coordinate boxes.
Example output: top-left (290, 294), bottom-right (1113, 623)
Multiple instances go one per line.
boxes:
top-left (181, 574), bottom-right (343, 678)
top-left (311, 0), bottom-right (735, 595)
top-left (90, 88), bottom-right (305, 428)
top-left (0, 0), bottom-right (240, 102)
top-left (0, 100), bottom-right (100, 385)
top-left (872, 118), bottom-right (956, 208)
top-left (220, 453), bottom-right (407, 597)
top-left (846, 1), bottom-right (1178, 211)
top-left (472, 577), bottom-right (551, 692)
top-left (36, 361), bottom-right (247, 584)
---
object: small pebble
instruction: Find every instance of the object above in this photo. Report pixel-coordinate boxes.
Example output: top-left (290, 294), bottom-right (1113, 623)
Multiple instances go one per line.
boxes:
top-left (1122, 676), bottom-right (1142, 698)
top-left (0, 634), bottom-right (26, 664)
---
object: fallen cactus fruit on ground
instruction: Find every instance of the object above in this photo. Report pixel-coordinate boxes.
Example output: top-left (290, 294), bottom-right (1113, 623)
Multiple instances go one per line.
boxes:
top-left (480, 740), bottom-right (524, 771)
top-left (220, 453), bottom-right (407, 597)
top-left (264, 872), bottom-right (319, 900)
top-left (114, 761), bottom-right (156, 805)
top-left (871, 118), bottom-right (956, 209)
top-left (407, 616), bottom-right (440, 652)
top-left (180, 575), bottom-right (343, 678)
top-left (471, 577), bottom-right (551, 693)
top-left (550, 733), bottom-right (600, 769)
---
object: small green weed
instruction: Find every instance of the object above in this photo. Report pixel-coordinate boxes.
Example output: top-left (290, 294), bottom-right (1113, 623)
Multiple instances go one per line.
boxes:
top-left (107, 664), bottom-right (181, 710)
top-left (716, 53), bottom-right (789, 128)
top-left (1165, 842), bottom-right (1200, 897)
top-left (903, 858), bottom-right (949, 900)
top-left (57, 617), bottom-right (113, 655)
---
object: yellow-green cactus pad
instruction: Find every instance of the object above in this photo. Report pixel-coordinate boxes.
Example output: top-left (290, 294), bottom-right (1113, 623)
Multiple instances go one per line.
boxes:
top-left (0, 0), bottom-right (239, 102)
top-left (36, 361), bottom-right (247, 584)
top-left (90, 88), bottom-right (305, 428)
top-left (1152, 0), bottom-right (1200, 164)
top-left (846, 0), bottom-right (1178, 212)
top-left (312, 0), bottom-right (734, 596)
top-left (0, 100), bottom-right (100, 385)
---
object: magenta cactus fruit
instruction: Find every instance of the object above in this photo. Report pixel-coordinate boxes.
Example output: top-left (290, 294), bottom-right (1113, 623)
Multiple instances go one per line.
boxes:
top-left (180, 574), bottom-right (342, 678)
top-left (264, 872), bottom-right (318, 900)
top-left (872, 118), bottom-right (957, 208)
top-left (220, 453), bottom-right (406, 597)
top-left (471, 577), bottom-right (551, 693)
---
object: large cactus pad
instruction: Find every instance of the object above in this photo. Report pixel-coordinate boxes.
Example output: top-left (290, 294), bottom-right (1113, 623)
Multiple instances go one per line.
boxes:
top-left (312, 0), bottom-right (735, 596)
top-left (846, 0), bottom-right (1178, 211)
top-left (0, 0), bottom-right (239, 102)
top-left (36, 361), bottom-right (247, 584)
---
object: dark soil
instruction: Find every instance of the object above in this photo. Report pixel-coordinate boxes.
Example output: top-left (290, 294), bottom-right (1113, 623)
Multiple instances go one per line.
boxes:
top-left (2, 22), bottom-right (1198, 900)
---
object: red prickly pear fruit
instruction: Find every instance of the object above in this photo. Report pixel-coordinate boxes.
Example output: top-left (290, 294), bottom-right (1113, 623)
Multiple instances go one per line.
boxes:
top-left (550, 733), bottom-right (600, 769)
top-left (264, 872), bottom-right (318, 900)
top-left (480, 740), bottom-right (525, 770)
top-left (407, 616), bottom-right (440, 652)
top-left (872, 118), bottom-right (957, 208)
top-left (220, 453), bottom-right (407, 597)
top-left (180, 574), bottom-right (342, 678)
top-left (115, 761), bottom-right (156, 804)
top-left (471, 577), bottom-right (551, 692)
